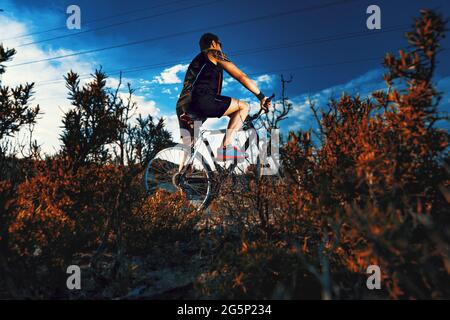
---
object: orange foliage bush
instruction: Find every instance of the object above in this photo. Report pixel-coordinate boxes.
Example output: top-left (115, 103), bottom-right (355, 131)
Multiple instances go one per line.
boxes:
top-left (197, 239), bottom-right (322, 299)
top-left (123, 190), bottom-right (200, 254)
top-left (202, 10), bottom-right (449, 299)
top-left (1, 9), bottom-right (448, 300)
top-left (7, 160), bottom-right (125, 264)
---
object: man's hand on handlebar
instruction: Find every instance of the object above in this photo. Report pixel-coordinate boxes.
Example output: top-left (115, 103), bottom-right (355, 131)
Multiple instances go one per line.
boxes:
top-left (259, 93), bottom-right (275, 113)
top-left (260, 97), bottom-right (272, 113)
top-left (247, 94), bottom-right (275, 122)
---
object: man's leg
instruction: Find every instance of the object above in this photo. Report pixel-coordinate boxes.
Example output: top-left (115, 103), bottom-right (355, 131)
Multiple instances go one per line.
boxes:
top-left (177, 106), bottom-right (194, 172)
top-left (220, 98), bottom-right (250, 148)
top-left (178, 130), bottom-right (192, 172)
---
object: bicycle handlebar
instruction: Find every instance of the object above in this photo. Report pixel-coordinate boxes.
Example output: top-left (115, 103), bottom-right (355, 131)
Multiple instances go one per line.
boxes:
top-left (247, 93), bottom-right (275, 122)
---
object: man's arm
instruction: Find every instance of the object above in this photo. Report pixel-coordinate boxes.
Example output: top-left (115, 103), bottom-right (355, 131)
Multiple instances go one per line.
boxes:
top-left (208, 50), bottom-right (262, 99)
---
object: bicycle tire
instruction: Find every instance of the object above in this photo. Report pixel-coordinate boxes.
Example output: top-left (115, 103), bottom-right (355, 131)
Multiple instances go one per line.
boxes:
top-left (144, 144), bottom-right (214, 211)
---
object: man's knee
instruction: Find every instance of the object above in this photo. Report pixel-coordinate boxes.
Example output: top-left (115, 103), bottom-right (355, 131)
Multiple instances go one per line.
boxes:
top-left (239, 100), bottom-right (250, 111)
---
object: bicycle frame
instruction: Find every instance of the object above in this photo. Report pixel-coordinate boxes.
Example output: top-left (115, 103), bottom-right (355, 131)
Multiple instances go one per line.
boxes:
top-left (180, 124), bottom-right (260, 175)
top-left (180, 92), bottom-right (278, 177)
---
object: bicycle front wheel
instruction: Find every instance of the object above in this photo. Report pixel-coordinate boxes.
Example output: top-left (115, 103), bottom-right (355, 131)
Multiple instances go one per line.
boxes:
top-left (144, 145), bottom-right (214, 211)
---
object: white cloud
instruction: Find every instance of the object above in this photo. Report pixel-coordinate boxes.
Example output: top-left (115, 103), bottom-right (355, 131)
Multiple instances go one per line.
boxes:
top-left (275, 69), bottom-right (387, 135)
top-left (290, 99), bottom-right (313, 118)
top-left (139, 79), bottom-right (151, 85)
top-left (255, 74), bottom-right (274, 86)
top-left (290, 69), bottom-right (387, 117)
top-left (0, 15), bottom-right (163, 155)
top-left (124, 94), bottom-right (160, 118)
top-left (1, 15), bottom-right (273, 157)
top-left (230, 73), bottom-right (275, 95)
top-left (152, 64), bottom-right (188, 84)
top-left (222, 76), bottom-right (236, 87)
top-left (0, 15), bottom-right (96, 155)
top-left (161, 114), bottom-right (180, 142)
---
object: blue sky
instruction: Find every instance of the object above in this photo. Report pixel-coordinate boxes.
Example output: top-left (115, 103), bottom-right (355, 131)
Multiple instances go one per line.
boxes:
top-left (0, 0), bottom-right (449, 153)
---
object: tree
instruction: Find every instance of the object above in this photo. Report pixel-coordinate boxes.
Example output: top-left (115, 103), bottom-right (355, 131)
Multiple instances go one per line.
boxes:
top-left (60, 70), bottom-right (126, 168)
top-left (263, 74), bottom-right (293, 131)
top-left (112, 77), bottom-right (137, 166)
top-left (0, 45), bottom-right (40, 154)
top-left (126, 114), bottom-right (173, 166)
top-left (0, 44), bottom-right (40, 297)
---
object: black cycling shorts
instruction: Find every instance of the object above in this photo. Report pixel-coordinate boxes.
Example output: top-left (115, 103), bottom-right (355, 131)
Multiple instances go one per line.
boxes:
top-left (190, 94), bottom-right (232, 118)
top-left (177, 93), bottom-right (232, 140)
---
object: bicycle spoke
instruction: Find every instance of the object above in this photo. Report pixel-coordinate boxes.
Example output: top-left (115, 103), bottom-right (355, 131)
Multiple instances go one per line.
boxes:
top-left (151, 161), bottom-right (171, 175)
top-left (185, 182), bottom-right (207, 197)
top-left (145, 146), bottom-right (212, 210)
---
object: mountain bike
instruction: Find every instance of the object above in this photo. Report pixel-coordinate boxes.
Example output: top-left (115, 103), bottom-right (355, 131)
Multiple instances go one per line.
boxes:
top-left (144, 94), bottom-right (276, 211)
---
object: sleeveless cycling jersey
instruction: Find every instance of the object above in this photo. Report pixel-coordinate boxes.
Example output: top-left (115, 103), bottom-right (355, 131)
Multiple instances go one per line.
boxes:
top-left (176, 49), bottom-right (233, 139)
top-left (176, 49), bottom-right (230, 113)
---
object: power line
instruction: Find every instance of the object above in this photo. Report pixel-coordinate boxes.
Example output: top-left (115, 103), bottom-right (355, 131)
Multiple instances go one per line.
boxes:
top-left (230, 25), bottom-right (408, 55)
top-left (15, 0), bottom-right (221, 48)
top-left (35, 59), bottom-right (189, 87)
top-left (248, 57), bottom-right (383, 76)
top-left (33, 24), bottom-right (408, 88)
top-left (7, 0), bottom-right (361, 68)
top-left (31, 56), bottom-right (387, 102)
top-left (0, 0), bottom-right (191, 42)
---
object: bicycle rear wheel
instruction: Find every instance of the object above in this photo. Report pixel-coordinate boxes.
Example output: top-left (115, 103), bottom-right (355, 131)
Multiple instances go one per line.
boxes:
top-left (144, 145), bottom-right (214, 211)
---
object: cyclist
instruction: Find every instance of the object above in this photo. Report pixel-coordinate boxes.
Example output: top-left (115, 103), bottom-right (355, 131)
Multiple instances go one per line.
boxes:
top-left (176, 32), bottom-right (272, 161)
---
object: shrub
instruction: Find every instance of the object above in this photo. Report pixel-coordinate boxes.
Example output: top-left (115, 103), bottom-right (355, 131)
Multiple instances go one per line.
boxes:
top-left (7, 161), bottom-right (125, 263)
top-left (123, 190), bottom-right (201, 254)
top-left (201, 10), bottom-right (449, 299)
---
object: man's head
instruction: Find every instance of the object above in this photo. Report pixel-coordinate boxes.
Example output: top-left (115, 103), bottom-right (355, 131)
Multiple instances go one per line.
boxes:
top-left (199, 33), bottom-right (222, 51)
